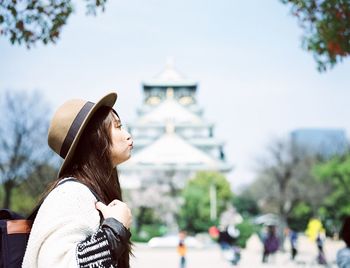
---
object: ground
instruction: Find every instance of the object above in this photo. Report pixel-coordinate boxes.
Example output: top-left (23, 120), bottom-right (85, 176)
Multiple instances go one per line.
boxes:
top-left (130, 234), bottom-right (345, 268)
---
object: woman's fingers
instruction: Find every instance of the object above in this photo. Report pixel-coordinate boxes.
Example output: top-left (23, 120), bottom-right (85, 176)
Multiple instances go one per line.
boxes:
top-left (108, 200), bottom-right (121, 207)
top-left (95, 201), bottom-right (107, 211)
top-left (95, 200), bottom-right (132, 229)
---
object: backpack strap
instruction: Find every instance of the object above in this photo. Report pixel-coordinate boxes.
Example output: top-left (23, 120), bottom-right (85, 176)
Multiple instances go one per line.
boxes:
top-left (57, 178), bottom-right (102, 201)
top-left (27, 178), bottom-right (102, 221)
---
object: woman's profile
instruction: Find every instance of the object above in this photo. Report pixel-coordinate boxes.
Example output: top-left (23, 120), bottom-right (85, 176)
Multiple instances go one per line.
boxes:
top-left (23, 92), bottom-right (133, 267)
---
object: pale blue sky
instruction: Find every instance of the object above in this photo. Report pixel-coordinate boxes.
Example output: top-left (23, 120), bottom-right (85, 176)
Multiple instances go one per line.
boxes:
top-left (1, 0), bottom-right (350, 190)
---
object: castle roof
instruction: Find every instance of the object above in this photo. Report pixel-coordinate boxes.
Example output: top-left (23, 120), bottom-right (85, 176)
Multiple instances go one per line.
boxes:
top-left (142, 60), bottom-right (197, 87)
top-left (119, 131), bottom-right (231, 172)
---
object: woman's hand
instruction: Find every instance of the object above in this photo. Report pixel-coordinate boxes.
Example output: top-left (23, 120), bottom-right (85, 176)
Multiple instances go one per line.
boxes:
top-left (95, 200), bottom-right (132, 229)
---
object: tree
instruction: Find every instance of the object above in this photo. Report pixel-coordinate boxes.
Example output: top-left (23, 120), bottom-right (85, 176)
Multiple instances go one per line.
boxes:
top-left (233, 194), bottom-right (260, 218)
top-left (125, 169), bottom-right (191, 236)
top-left (7, 163), bottom-right (58, 215)
top-left (314, 153), bottom-right (350, 226)
top-left (280, 0), bottom-right (350, 71)
top-left (0, 90), bottom-right (52, 208)
top-left (257, 138), bottom-right (301, 223)
top-left (250, 138), bottom-right (333, 232)
top-left (179, 171), bottom-right (233, 233)
top-left (21, 163), bottom-right (58, 198)
top-left (0, 0), bottom-right (107, 48)
top-left (127, 183), bottom-right (176, 235)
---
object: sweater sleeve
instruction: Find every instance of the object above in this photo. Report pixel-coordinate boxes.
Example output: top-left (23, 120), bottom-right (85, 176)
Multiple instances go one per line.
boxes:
top-left (76, 218), bottom-right (131, 267)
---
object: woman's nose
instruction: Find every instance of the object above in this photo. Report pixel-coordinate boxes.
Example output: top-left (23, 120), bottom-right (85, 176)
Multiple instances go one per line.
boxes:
top-left (125, 130), bottom-right (132, 140)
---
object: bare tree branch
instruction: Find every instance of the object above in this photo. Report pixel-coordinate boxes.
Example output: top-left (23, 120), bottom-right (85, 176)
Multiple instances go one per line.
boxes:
top-left (0, 89), bottom-right (52, 208)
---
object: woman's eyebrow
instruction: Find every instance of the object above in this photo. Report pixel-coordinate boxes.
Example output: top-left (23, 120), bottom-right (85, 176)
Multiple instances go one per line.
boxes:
top-left (112, 116), bottom-right (121, 125)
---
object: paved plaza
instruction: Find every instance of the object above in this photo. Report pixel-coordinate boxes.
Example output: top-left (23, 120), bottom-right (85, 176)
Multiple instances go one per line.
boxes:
top-left (130, 235), bottom-right (345, 268)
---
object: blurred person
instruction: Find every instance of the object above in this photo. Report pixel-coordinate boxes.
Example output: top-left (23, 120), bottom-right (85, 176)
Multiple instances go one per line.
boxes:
top-left (306, 218), bottom-right (324, 241)
top-left (177, 231), bottom-right (187, 268)
top-left (208, 225), bottom-right (220, 240)
top-left (218, 225), bottom-right (241, 265)
top-left (337, 216), bottom-right (350, 268)
top-left (218, 226), bottom-right (234, 251)
top-left (289, 229), bottom-right (298, 260)
top-left (316, 230), bottom-right (327, 265)
top-left (305, 217), bottom-right (327, 265)
top-left (262, 225), bottom-right (279, 263)
top-left (23, 92), bottom-right (133, 267)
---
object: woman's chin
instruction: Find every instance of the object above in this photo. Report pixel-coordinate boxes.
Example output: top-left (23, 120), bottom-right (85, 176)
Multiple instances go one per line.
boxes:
top-left (115, 154), bottom-right (131, 166)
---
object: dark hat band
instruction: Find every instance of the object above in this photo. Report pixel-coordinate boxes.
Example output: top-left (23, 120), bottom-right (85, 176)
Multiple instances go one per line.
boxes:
top-left (59, 101), bottom-right (94, 158)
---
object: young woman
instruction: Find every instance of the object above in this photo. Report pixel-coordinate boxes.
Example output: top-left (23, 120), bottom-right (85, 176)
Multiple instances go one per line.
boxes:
top-left (23, 92), bottom-right (133, 267)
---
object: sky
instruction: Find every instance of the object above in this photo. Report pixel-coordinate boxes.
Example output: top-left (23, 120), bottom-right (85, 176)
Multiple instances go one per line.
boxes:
top-left (1, 0), bottom-right (350, 191)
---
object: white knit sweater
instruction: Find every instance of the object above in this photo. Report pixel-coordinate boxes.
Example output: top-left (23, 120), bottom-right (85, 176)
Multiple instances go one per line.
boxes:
top-left (22, 180), bottom-right (100, 268)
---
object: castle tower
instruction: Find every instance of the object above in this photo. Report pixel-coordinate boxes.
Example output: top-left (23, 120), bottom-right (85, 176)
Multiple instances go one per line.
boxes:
top-left (119, 61), bottom-right (232, 188)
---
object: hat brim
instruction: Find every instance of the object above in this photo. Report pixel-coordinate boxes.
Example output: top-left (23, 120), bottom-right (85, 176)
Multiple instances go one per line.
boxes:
top-left (58, 92), bottom-right (117, 177)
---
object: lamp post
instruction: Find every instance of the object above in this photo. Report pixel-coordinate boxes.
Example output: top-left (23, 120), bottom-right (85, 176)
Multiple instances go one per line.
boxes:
top-left (210, 183), bottom-right (217, 221)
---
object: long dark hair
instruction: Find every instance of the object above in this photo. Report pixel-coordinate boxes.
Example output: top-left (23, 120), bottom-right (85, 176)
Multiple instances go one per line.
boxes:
top-left (60, 106), bottom-right (122, 204)
top-left (42, 106), bottom-right (131, 267)
top-left (340, 216), bottom-right (350, 247)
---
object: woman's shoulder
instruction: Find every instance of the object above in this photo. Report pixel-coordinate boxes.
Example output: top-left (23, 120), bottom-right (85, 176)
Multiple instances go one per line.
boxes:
top-left (55, 177), bottom-right (94, 194)
top-left (42, 177), bottom-right (97, 210)
top-left (29, 177), bottom-right (100, 235)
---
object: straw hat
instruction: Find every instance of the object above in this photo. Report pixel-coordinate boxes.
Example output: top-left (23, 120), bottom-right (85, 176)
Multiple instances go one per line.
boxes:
top-left (48, 92), bottom-right (117, 176)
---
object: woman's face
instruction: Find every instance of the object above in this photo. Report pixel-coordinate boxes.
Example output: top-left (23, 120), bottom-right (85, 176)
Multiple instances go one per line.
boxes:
top-left (110, 113), bottom-right (133, 166)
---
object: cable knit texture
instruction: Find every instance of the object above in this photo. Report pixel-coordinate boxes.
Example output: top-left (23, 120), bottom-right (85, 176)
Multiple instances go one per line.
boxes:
top-left (76, 227), bottom-right (114, 267)
top-left (22, 179), bottom-right (101, 268)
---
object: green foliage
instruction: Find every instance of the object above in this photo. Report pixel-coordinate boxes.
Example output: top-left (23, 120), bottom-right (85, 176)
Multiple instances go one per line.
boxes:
top-left (235, 219), bottom-right (257, 248)
top-left (131, 224), bottom-right (167, 243)
top-left (287, 202), bottom-right (313, 232)
top-left (280, 0), bottom-right (350, 71)
top-left (313, 154), bottom-right (350, 223)
top-left (0, 185), bottom-right (3, 206)
top-left (0, 163), bottom-right (57, 215)
top-left (10, 187), bottom-right (38, 216)
top-left (178, 171), bottom-right (233, 233)
top-left (133, 205), bottom-right (166, 235)
top-left (0, 0), bottom-right (108, 48)
top-left (233, 194), bottom-right (260, 218)
top-left (244, 137), bottom-right (350, 235)
top-left (292, 202), bottom-right (312, 218)
top-left (0, 179), bottom-right (41, 216)
top-left (139, 207), bottom-right (161, 225)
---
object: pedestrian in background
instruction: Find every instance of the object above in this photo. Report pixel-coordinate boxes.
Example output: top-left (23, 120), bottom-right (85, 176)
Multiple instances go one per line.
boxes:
top-left (262, 225), bottom-right (279, 263)
top-left (217, 225), bottom-right (241, 265)
top-left (305, 217), bottom-right (327, 265)
top-left (289, 229), bottom-right (298, 261)
top-left (316, 231), bottom-right (327, 265)
top-left (337, 216), bottom-right (350, 268)
top-left (177, 231), bottom-right (187, 268)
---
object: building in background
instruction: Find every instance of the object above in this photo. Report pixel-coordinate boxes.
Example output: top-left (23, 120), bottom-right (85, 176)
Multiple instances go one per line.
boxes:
top-left (118, 61), bottom-right (232, 230)
top-left (119, 61), bottom-right (232, 189)
top-left (290, 128), bottom-right (348, 158)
